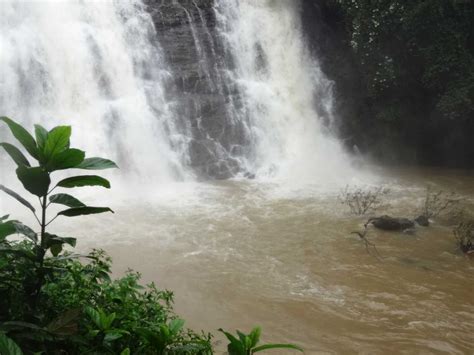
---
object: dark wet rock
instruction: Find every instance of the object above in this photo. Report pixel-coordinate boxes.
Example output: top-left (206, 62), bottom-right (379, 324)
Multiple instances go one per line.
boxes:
top-left (367, 215), bottom-right (415, 231)
top-left (414, 215), bottom-right (430, 227)
top-left (143, 0), bottom-right (251, 179)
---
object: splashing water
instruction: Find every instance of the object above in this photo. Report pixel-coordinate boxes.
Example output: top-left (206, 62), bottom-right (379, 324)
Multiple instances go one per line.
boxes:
top-left (0, 0), bottom-right (192, 185)
top-left (1, 0), bottom-right (368, 197)
top-left (215, 0), bottom-right (358, 184)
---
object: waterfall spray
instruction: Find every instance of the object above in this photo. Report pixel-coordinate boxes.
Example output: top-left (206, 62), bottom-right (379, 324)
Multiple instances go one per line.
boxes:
top-left (215, 0), bottom-right (355, 183)
top-left (0, 1), bottom-right (191, 183)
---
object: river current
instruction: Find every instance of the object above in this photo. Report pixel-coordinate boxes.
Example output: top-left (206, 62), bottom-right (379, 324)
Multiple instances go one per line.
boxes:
top-left (52, 168), bottom-right (474, 353)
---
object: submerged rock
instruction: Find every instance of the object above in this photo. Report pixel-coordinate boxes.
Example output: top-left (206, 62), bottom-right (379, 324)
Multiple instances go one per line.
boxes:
top-left (414, 215), bottom-right (430, 226)
top-left (367, 215), bottom-right (415, 231)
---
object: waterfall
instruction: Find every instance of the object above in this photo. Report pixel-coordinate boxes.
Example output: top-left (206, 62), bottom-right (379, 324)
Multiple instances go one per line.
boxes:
top-left (1, 0), bottom-right (357, 188)
top-left (215, 0), bottom-right (354, 183)
top-left (0, 0), bottom-right (191, 183)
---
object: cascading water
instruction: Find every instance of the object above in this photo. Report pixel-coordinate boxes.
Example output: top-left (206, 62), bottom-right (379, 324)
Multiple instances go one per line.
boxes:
top-left (214, 0), bottom-right (355, 183)
top-left (1, 0), bottom-right (358, 188)
top-left (0, 0), bottom-right (192, 185)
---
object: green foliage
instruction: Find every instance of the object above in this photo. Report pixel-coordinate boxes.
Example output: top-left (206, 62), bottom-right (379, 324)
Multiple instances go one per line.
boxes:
top-left (337, 0), bottom-right (474, 117)
top-left (0, 241), bottom-right (213, 354)
top-left (0, 118), bottom-right (213, 352)
top-left (219, 327), bottom-right (303, 355)
top-left (0, 333), bottom-right (23, 355)
top-left (332, 0), bottom-right (474, 165)
top-left (0, 116), bottom-right (115, 264)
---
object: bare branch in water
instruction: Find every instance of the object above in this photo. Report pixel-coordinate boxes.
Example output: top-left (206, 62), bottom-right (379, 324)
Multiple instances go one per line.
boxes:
top-left (420, 187), bottom-right (462, 219)
top-left (453, 220), bottom-right (474, 255)
top-left (350, 227), bottom-right (383, 261)
top-left (339, 185), bottom-right (389, 215)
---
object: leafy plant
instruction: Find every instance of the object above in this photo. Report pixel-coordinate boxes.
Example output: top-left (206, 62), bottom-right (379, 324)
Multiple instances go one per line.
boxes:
top-left (0, 333), bottom-right (23, 355)
top-left (0, 116), bottom-right (117, 309)
top-left (219, 327), bottom-right (303, 355)
top-left (0, 243), bottom-right (213, 353)
top-left (0, 117), bottom-right (215, 354)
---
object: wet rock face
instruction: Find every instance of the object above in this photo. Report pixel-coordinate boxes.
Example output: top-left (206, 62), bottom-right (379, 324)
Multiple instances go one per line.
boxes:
top-left (300, 0), bottom-right (362, 145)
top-left (144, 0), bottom-right (246, 179)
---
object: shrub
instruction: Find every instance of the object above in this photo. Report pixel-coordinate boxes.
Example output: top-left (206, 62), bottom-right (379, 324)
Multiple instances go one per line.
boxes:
top-left (0, 117), bottom-right (212, 354)
top-left (219, 327), bottom-right (303, 355)
top-left (453, 220), bottom-right (474, 256)
top-left (339, 185), bottom-right (389, 215)
top-left (419, 187), bottom-right (461, 220)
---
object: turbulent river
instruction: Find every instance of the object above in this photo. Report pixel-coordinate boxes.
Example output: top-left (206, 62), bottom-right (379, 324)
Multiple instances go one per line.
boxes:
top-left (2, 168), bottom-right (473, 353)
top-left (1, 1), bottom-right (473, 353)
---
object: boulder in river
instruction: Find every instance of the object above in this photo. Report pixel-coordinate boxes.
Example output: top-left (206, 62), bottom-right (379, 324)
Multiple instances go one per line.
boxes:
top-left (414, 215), bottom-right (430, 226)
top-left (367, 215), bottom-right (415, 231)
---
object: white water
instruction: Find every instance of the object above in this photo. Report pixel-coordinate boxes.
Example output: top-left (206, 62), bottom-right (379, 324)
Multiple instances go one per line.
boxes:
top-left (0, 0), bottom-right (365, 195)
top-left (0, 0), bottom-right (191, 184)
top-left (215, 0), bottom-right (357, 184)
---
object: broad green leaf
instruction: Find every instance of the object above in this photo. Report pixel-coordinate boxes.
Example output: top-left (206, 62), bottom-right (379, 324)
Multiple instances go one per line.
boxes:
top-left (101, 312), bottom-right (116, 330)
top-left (0, 333), bottom-right (23, 355)
top-left (85, 307), bottom-right (101, 329)
top-left (236, 330), bottom-right (248, 347)
top-left (218, 329), bottom-right (243, 353)
top-left (159, 324), bottom-right (171, 340)
top-left (76, 157), bottom-right (118, 170)
top-left (0, 246), bottom-right (36, 261)
top-left (0, 116), bottom-right (39, 160)
top-left (56, 175), bottom-right (110, 189)
top-left (120, 349), bottom-right (131, 355)
top-left (0, 142), bottom-right (30, 167)
top-left (0, 184), bottom-right (35, 212)
top-left (34, 124), bottom-right (48, 150)
top-left (60, 237), bottom-right (77, 247)
top-left (50, 243), bottom-right (62, 256)
top-left (57, 207), bottom-right (113, 217)
top-left (88, 330), bottom-right (100, 338)
top-left (16, 166), bottom-right (50, 197)
top-left (169, 319), bottom-right (185, 335)
top-left (13, 222), bottom-right (37, 243)
top-left (46, 148), bottom-right (85, 171)
top-left (218, 329), bottom-right (240, 344)
top-left (0, 221), bottom-right (16, 240)
top-left (249, 326), bottom-right (261, 348)
top-left (227, 342), bottom-right (245, 355)
top-left (46, 309), bottom-right (80, 336)
top-left (49, 193), bottom-right (85, 208)
top-left (104, 331), bottom-right (123, 343)
top-left (252, 343), bottom-right (304, 353)
top-left (43, 233), bottom-right (76, 249)
top-left (43, 126), bottom-right (71, 159)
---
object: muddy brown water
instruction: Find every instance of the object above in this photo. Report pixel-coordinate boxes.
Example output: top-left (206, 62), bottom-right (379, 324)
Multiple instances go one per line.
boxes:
top-left (13, 167), bottom-right (474, 354)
